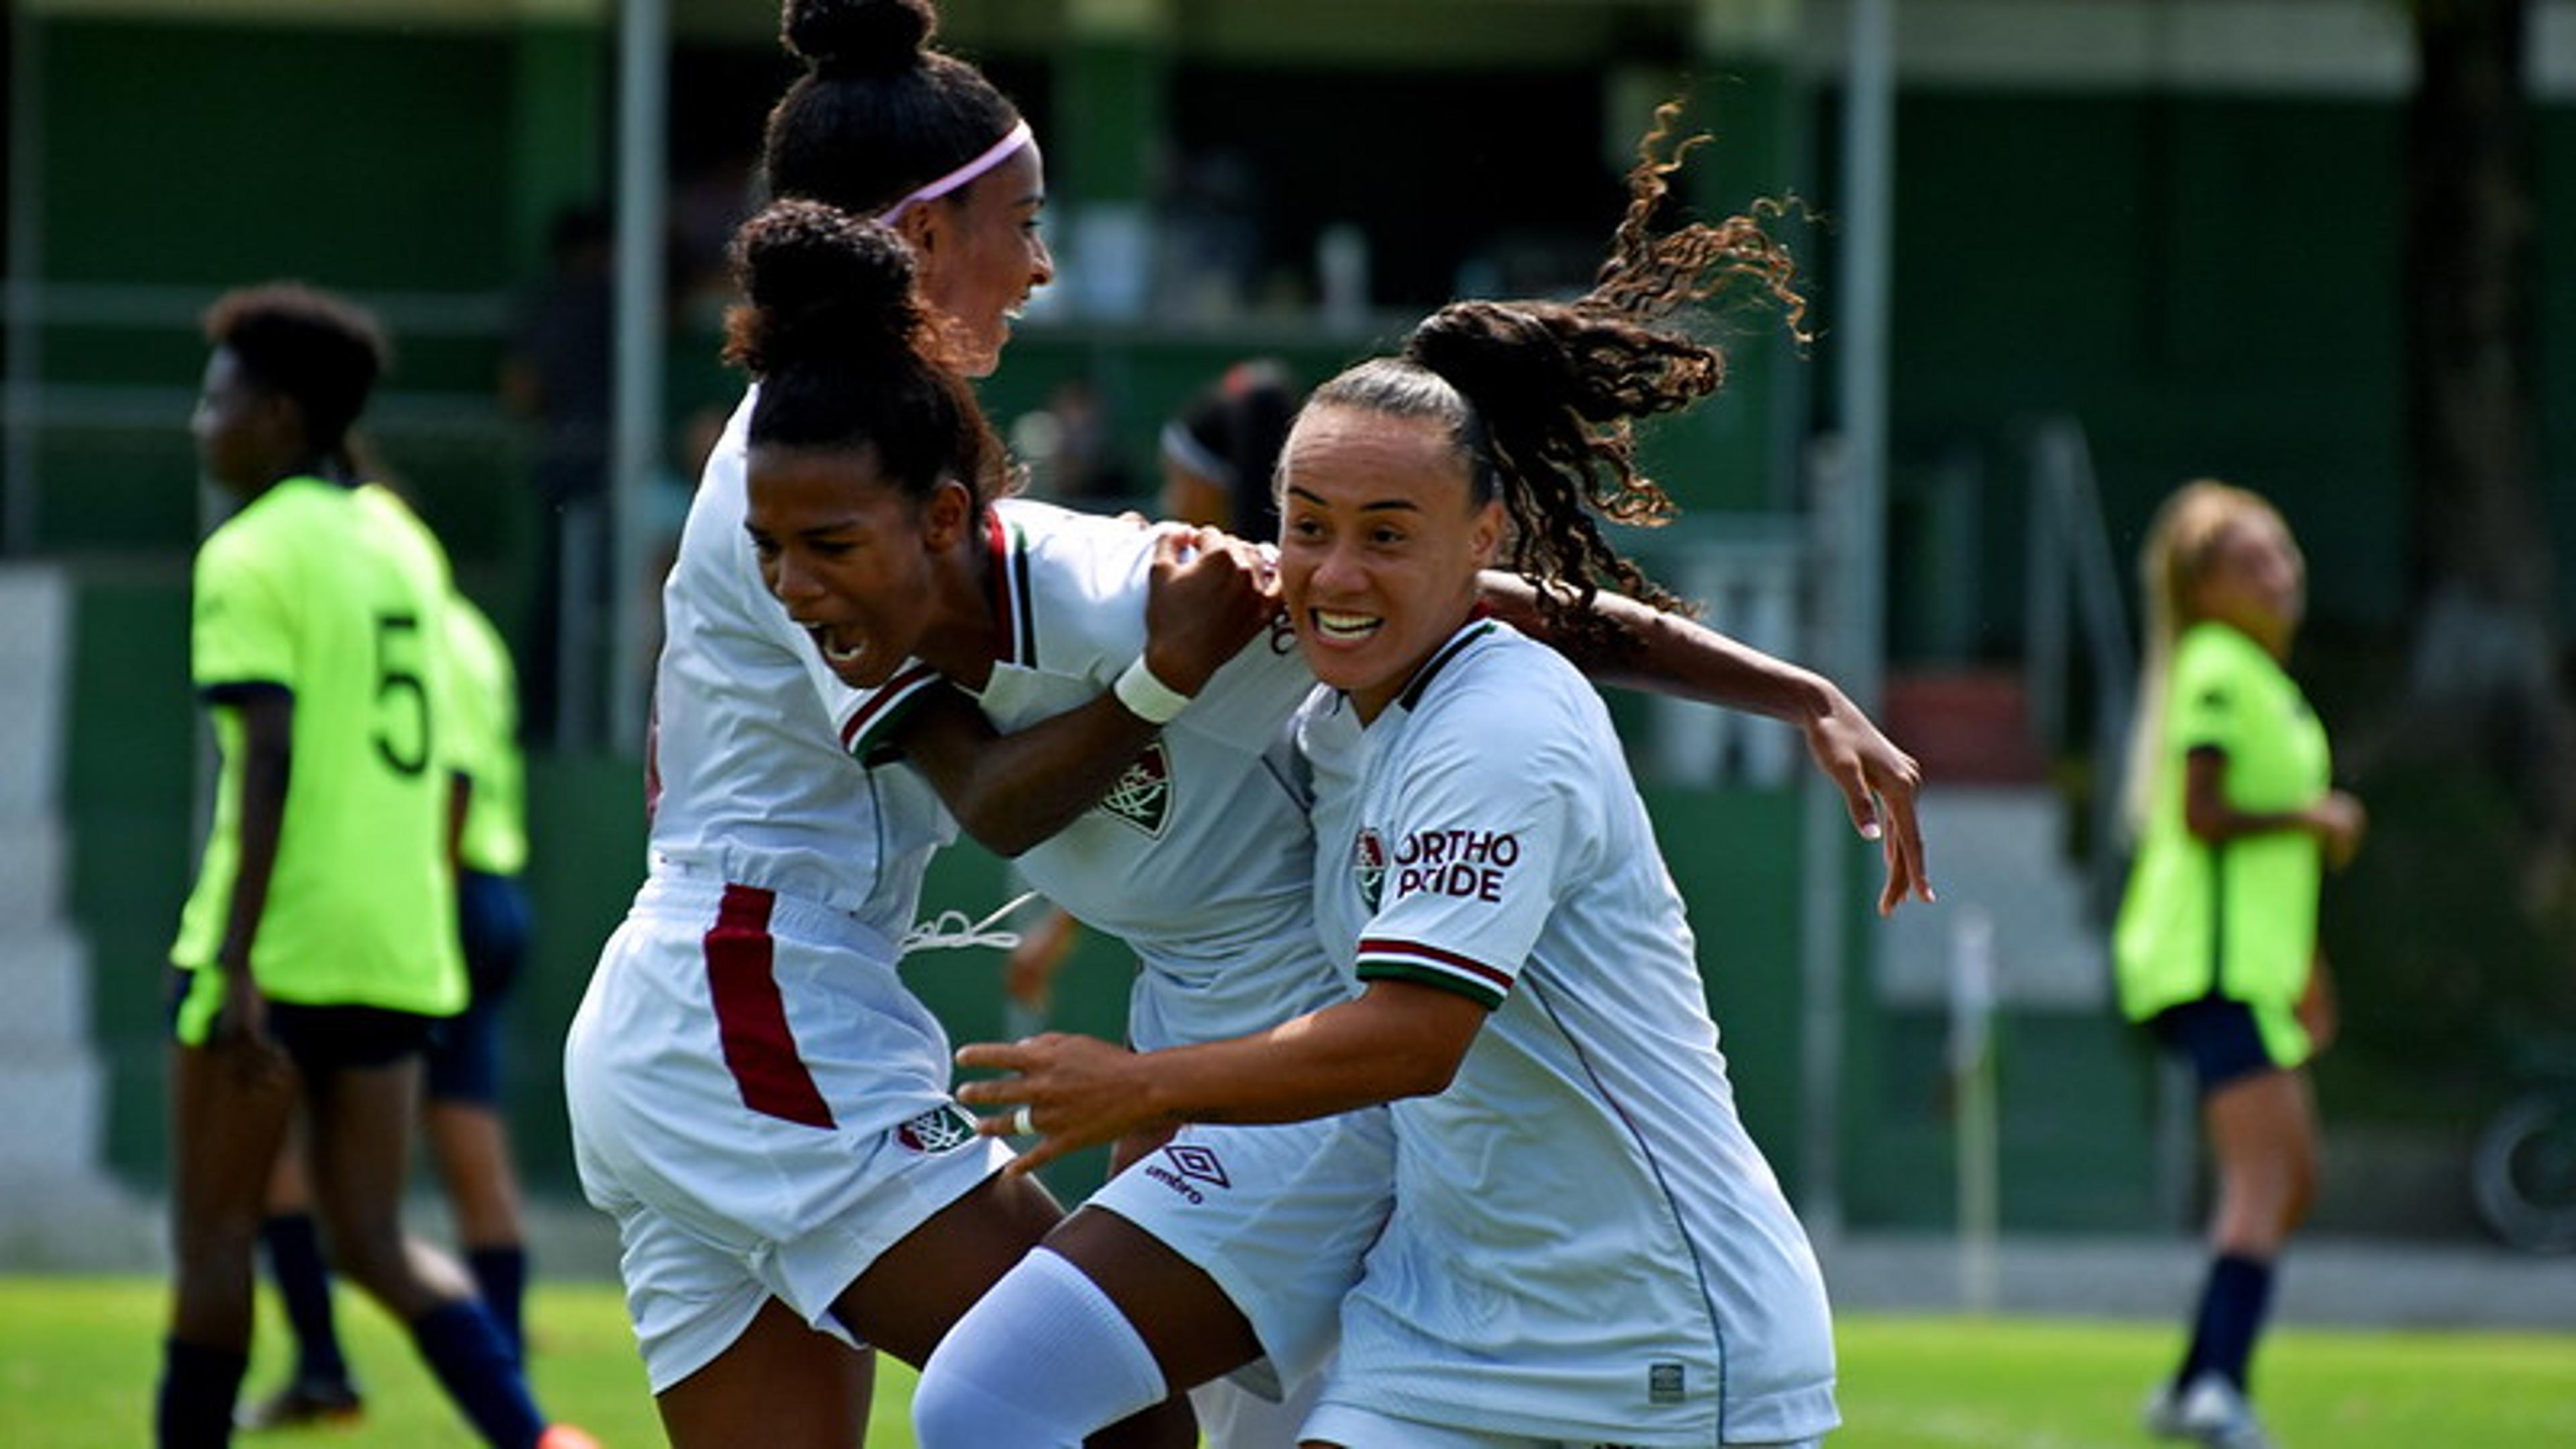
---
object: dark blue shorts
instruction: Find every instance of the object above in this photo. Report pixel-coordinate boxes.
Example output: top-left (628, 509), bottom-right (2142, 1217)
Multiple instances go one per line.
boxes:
top-left (166, 965), bottom-right (437, 1073)
top-left (2149, 996), bottom-right (2280, 1095)
top-left (427, 870), bottom-right (531, 1106)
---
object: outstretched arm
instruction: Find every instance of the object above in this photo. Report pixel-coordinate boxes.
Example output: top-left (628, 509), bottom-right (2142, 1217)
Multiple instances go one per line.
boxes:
top-left (955, 979), bottom-right (1487, 1176)
top-left (894, 527), bottom-right (1279, 857)
top-left (1478, 572), bottom-right (1933, 914)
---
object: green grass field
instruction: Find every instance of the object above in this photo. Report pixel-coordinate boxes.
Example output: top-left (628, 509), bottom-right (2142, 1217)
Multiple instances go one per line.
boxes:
top-left (5, 1278), bottom-right (2570, 1447)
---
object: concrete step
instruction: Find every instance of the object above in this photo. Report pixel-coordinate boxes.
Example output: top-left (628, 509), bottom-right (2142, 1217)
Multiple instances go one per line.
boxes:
top-left (0, 566), bottom-right (71, 816)
top-left (0, 1053), bottom-right (106, 1175)
top-left (1884, 785), bottom-right (2110, 1009)
top-left (0, 928), bottom-right (90, 1046)
top-left (0, 817), bottom-right (70, 926)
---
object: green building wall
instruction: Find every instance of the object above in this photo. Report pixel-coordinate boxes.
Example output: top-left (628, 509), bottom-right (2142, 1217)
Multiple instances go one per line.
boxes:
top-left (25, 8), bottom-right (2575, 1232)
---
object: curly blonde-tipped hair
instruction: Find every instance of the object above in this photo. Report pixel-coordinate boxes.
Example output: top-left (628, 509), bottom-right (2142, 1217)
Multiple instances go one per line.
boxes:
top-left (2120, 479), bottom-right (2300, 835)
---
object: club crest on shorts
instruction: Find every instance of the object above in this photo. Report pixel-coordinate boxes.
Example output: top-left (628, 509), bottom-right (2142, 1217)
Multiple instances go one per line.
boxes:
top-left (895, 1103), bottom-right (980, 1154)
top-left (1095, 740), bottom-right (1172, 837)
top-left (1352, 828), bottom-right (1387, 912)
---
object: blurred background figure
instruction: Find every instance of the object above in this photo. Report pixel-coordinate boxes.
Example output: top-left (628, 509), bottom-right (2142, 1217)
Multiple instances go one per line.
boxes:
top-left (2116, 480), bottom-right (2365, 1449)
top-left (500, 205), bottom-right (613, 750)
top-left (1012, 376), bottom-right (1136, 507)
top-left (162, 282), bottom-right (586, 1449)
top-left (1156, 358), bottom-right (1299, 539)
top-left (240, 572), bottom-right (540, 1431)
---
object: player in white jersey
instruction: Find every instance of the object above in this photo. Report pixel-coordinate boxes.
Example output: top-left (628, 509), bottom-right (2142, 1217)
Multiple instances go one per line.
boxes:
top-left (922, 111), bottom-right (1929, 1448)
top-left (561, 7), bottom-right (1248, 1445)
top-left (1292, 622), bottom-right (1836, 1446)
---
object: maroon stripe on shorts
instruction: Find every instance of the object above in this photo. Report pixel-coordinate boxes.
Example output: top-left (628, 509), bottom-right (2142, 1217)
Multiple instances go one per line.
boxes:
top-left (704, 884), bottom-right (837, 1128)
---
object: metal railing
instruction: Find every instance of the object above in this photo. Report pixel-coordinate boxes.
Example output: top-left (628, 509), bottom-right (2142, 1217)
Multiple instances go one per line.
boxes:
top-left (2022, 415), bottom-right (2135, 919)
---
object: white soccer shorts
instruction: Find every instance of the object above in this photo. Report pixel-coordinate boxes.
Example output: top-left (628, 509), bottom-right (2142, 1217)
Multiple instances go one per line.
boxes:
top-left (566, 874), bottom-right (1011, 1391)
top-left (1086, 1109), bottom-right (1394, 1397)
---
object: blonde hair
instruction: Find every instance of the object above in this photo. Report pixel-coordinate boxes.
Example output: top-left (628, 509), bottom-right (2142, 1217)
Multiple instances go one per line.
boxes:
top-left (2120, 479), bottom-right (2299, 835)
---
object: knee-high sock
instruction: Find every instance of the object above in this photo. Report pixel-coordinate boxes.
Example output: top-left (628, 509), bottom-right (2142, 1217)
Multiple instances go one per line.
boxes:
top-left (157, 1337), bottom-right (248, 1449)
top-left (466, 1245), bottom-right (528, 1362)
top-left (410, 1299), bottom-right (546, 1449)
top-left (259, 1213), bottom-right (350, 1385)
top-left (2176, 1252), bottom-right (2276, 1391)
top-left (911, 1248), bottom-right (1171, 1449)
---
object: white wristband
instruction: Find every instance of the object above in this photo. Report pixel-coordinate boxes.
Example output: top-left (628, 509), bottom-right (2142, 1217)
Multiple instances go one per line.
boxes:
top-left (1113, 655), bottom-right (1194, 724)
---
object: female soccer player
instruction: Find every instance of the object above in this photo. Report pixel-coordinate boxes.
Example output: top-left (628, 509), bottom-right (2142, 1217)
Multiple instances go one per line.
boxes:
top-left (2118, 481), bottom-right (2362, 1449)
top-left (737, 132), bottom-right (1922, 1449)
top-left (582, 5), bottom-right (1920, 1440)
top-left (163, 284), bottom-right (588, 1449)
top-left (912, 113), bottom-right (1896, 1444)
top-left (920, 111), bottom-right (1877, 1449)
top-left (561, 4), bottom-right (1247, 1446)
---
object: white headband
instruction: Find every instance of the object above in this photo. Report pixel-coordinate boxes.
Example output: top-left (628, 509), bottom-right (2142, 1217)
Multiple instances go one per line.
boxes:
top-left (877, 121), bottom-right (1036, 224)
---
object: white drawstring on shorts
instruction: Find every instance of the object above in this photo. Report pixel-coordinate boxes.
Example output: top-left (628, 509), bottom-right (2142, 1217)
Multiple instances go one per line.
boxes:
top-left (900, 891), bottom-right (1042, 957)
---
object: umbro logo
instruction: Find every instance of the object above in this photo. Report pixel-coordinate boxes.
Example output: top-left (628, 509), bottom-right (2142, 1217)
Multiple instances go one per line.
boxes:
top-left (1163, 1143), bottom-right (1230, 1188)
top-left (1140, 1142), bottom-right (1230, 1204)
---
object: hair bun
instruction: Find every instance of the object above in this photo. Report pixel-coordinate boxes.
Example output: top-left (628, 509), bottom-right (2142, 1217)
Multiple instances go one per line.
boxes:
top-left (725, 199), bottom-right (920, 376)
top-left (782, 0), bottom-right (934, 76)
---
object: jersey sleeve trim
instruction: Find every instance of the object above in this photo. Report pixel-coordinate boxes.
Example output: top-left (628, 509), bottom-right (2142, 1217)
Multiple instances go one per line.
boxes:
top-left (982, 509), bottom-right (1036, 668)
top-left (840, 663), bottom-right (945, 765)
top-left (1354, 936), bottom-right (1509, 1010)
top-left (199, 679), bottom-right (292, 704)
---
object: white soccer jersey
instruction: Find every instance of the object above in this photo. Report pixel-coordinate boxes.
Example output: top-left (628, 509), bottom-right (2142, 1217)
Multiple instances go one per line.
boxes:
top-left (566, 392), bottom-right (987, 1385)
top-left (1300, 620), bottom-right (1839, 1448)
top-left (643, 392), bottom-right (953, 938)
top-left (826, 496), bottom-right (1348, 1051)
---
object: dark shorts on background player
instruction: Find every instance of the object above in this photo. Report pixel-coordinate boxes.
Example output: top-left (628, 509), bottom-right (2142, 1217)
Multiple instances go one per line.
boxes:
top-left (433, 869), bottom-right (533, 1106)
top-left (457, 868), bottom-right (531, 1002)
top-left (2149, 996), bottom-right (2283, 1094)
top-left (168, 965), bottom-right (438, 1072)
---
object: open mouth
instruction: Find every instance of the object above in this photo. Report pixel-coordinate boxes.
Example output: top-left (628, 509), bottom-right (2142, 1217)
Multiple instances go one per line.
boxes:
top-left (1311, 608), bottom-right (1381, 643)
top-left (807, 624), bottom-right (866, 671)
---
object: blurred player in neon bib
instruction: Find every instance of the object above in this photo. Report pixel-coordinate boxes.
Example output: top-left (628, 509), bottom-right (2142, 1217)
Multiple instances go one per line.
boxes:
top-left (237, 560), bottom-right (542, 1431)
top-left (2118, 481), bottom-right (2365, 1449)
top-left (160, 282), bottom-right (590, 1449)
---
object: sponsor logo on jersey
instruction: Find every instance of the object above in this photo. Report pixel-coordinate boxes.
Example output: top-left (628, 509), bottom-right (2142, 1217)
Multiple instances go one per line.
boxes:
top-left (895, 1103), bottom-right (981, 1155)
top-left (1647, 1360), bottom-right (1686, 1405)
top-left (1353, 828), bottom-right (1388, 912)
top-left (1141, 1141), bottom-right (1231, 1205)
top-left (1389, 828), bottom-right (1519, 904)
top-left (1095, 739), bottom-right (1172, 837)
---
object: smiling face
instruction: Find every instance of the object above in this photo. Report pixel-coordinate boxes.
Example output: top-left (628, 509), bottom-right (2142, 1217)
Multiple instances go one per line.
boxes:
top-left (1276, 404), bottom-right (1503, 723)
top-left (905, 143), bottom-right (1054, 378)
top-left (745, 442), bottom-right (975, 690)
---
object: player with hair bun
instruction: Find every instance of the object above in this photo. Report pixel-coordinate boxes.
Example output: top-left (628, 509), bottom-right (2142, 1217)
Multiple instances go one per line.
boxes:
top-left (561, 3), bottom-right (1225, 1445)
top-left (574, 15), bottom-right (1923, 1442)
top-left (932, 109), bottom-right (1864, 1449)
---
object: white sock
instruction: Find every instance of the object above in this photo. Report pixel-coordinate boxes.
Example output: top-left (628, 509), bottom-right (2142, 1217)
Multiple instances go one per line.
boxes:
top-left (912, 1247), bottom-right (1169, 1449)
